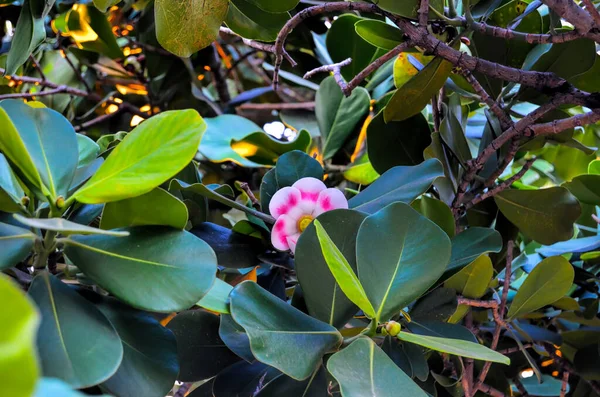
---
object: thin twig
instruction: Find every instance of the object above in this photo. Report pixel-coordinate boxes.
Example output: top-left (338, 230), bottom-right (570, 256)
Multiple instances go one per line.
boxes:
top-left (59, 47), bottom-right (91, 92)
top-left (74, 107), bottom-right (126, 132)
top-left (220, 27), bottom-right (295, 65)
top-left (513, 377), bottom-right (529, 396)
top-left (560, 371), bottom-right (569, 397)
top-left (497, 344), bottom-right (533, 355)
top-left (29, 55), bottom-right (47, 82)
top-left (582, 0), bottom-right (600, 26)
top-left (478, 383), bottom-right (506, 397)
top-left (240, 182), bottom-right (260, 209)
top-left (462, 71), bottom-right (513, 130)
top-left (303, 58), bottom-right (352, 92)
top-left (418, 0), bottom-right (429, 26)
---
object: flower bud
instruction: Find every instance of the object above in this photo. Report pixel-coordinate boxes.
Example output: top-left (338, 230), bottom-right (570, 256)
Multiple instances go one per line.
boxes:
top-left (55, 196), bottom-right (65, 209)
top-left (385, 321), bottom-right (401, 337)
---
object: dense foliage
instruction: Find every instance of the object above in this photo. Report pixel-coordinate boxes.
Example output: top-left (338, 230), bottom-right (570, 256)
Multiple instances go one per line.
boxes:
top-left (2, 0), bottom-right (600, 396)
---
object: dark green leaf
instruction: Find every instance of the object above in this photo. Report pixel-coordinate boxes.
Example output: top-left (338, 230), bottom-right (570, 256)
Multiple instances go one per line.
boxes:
top-left (0, 221), bottom-right (37, 271)
top-left (76, 134), bottom-right (100, 167)
top-left (247, 0), bottom-right (298, 12)
top-left (212, 360), bottom-right (280, 397)
top-left (93, 0), bottom-right (119, 12)
top-left (14, 214), bottom-right (129, 237)
top-left (355, 20), bottom-right (404, 50)
top-left (226, 0), bottom-right (289, 42)
top-left (256, 366), bottom-right (328, 397)
top-left (564, 175), bottom-right (600, 206)
top-left (0, 153), bottom-right (26, 213)
top-left (411, 196), bottom-right (455, 237)
top-left (219, 314), bottom-right (254, 363)
top-left (275, 150), bottom-right (324, 188)
top-left (231, 129), bottom-right (312, 166)
top-left (374, 0), bottom-right (443, 19)
top-left (5, 0), bottom-right (45, 75)
top-left (448, 227), bottom-right (503, 271)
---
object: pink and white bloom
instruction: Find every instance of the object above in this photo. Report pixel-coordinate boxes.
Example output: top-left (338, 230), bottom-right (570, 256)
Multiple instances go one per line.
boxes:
top-left (270, 177), bottom-right (348, 253)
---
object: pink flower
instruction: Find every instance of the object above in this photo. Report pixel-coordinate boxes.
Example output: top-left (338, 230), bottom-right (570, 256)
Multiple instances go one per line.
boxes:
top-left (270, 177), bottom-right (348, 253)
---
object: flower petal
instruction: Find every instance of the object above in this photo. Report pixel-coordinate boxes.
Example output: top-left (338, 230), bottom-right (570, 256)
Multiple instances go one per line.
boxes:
top-left (269, 186), bottom-right (301, 219)
top-left (292, 177), bottom-right (327, 203)
top-left (271, 215), bottom-right (298, 251)
top-left (314, 188), bottom-right (349, 217)
top-left (286, 232), bottom-right (302, 254)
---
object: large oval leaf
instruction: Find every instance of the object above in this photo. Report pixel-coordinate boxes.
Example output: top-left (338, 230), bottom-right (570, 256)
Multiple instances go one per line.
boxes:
top-left (63, 227), bottom-right (217, 312)
top-left (13, 214), bottom-right (129, 237)
top-left (28, 272), bottom-right (123, 388)
top-left (564, 175), bottom-right (600, 205)
top-left (155, 0), bottom-right (229, 57)
top-left (355, 20), bottom-right (404, 51)
top-left (0, 221), bottom-right (37, 271)
top-left (357, 202), bottom-right (451, 321)
top-left (0, 274), bottom-right (40, 397)
top-left (315, 76), bottom-right (370, 160)
top-left (295, 210), bottom-right (367, 327)
top-left (0, 99), bottom-right (78, 201)
top-left (230, 281), bottom-right (342, 380)
top-left (226, 0), bottom-right (289, 42)
top-left (349, 159), bottom-right (444, 214)
top-left (507, 256), bottom-right (574, 320)
top-left (447, 227), bottom-right (503, 272)
top-left (494, 187), bottom-right (581, 245)
top-left (72, 110), bottom-right (205, 204)
top-left (327, 338), bottom-right (428, 397)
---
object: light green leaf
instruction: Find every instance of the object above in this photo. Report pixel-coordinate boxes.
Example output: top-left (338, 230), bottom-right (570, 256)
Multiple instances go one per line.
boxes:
top-left (314, 219), bottom-right (376, 319)
top-left (0, 99), bottom-right (79, 202)
top-left (13, 214), bottom-right (129, 237)
top-left (589, 160), bottom-right (600, 175)
top-left (196, 278), bottom-right (233, 314)
top-left (397, 332), bottom-right (510, 364)
top-left (507, 256), bottom-right (574, 320)
top-left (0, 221), bottom-right (37, 270)
top-left (495, 187), bottom-right (581, 245)
top-left (28, 272), bottom-right (123, 388)
top-left (231, 129), bottom-right (312, 166)
top-left (357, 202), bottom-right (451, 321)
top-left (0, 153), bottom-right (26, 213)
top-left (230, 281), bottom-right (342, 380)
top-left (76, 134), bottom-right (100, 167)
top-left (63, 227), bottom-right (217, 312)
top-left (411, 195), bottom-right (455, 237)
top-left (445, 255), bottom-right (493, 322)
top-left (327, 338), bottom-right (428, 397)
top-left (100, 187), bottom-right (188, 230)
top-left (33, 378), bottom-right (102, 397)
top-left (93, 0), bottom-right (119, 12)
top-left (343, 155), bottom-right (380, 185)
top-left (349, 159), bottom-right (444, 214)
top-left (0, 274), bottom-right (40, 397)
top-left (355, 19), bottom-right (404, 50)
top-left (64, 5), bottom-right (123, 59)
top-left (315, 76), bottom-right (370, 160)
top-left (155, 0), bottom-right (228, 57)
top-left (73, 110), bottom-right (205, 204)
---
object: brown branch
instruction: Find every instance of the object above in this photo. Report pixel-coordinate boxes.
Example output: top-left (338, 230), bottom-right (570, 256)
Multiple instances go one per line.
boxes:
top-left (220, 27), bottom-right (295, 66)
top-left (541, 0), bottom-right (597, 34)
top-left (0, 87), bottom-right (68, 99)
top-left (560, 371), bottom-right (569, 397)
top-left (303, 58), bottom-right (352, 92)
top-left (531, 110), bottom-right (600, 136)
top-left (513, 377), bottom-right (530, 396)
top-left (582, 0), bottom-right (600, 26)
top-left (465, 18), bottom-right (585, 43)
top-left (74, 107), bottom-right (125, 132)
top-left (237, 102), bottom-right (315, 111)
top-left (478, 383), bottom-right (506, 397)
top-left (418, 0), bottom-right (429, 26)
top-left (462, 71), bottom-right (513, 130)
top-left (239, 182), bottom-right (260, 209)
top-left (58, 46), bottom-right (91, 92)
top-left (29, 55), bottom-right (47, 82)
top-left (497, 344), bottom-right (533, 355)
top-left (484, 138), bottom-right (520, 188)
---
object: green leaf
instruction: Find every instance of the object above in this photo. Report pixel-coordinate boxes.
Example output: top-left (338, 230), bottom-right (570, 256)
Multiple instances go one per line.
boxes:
top-left (28, 272), bottom-right (123, 388)
top-left (494, 187), bottom-right (581, 245)
top-left (375, 0), bottom-right (443, 19)
top-left (564, 175), bottom-right (600, 206)
top-left (589, 160), bottom-right (600, 175)
top-left (313, 218), bottom-right (376, 319)
top-left (367, 111), bottom-right (431, 173)
top-left (219, 314), bottom-right (254, 363)
top-left (327, 338), bottom-right (428, 397)
top-left (275, 150), bottom-right (324, 188)
top-left (155, 0), bottom-right (228, 57)
top-left (326, 14), bottom-right (378, 82)
top-left (343, 155), bottom-right (380, 185)
top-left (93, 0), bottom-right (119, 12)
top-left (507, 256), bottom-right (574, 320)
top-left (13, 214), bottom-right (129, 237)
top-left (355, 20), bottom-right (404, 51)
top-left (0, 153), bottom-right (25, 213)
top-left (167, 311), bottom-right (240, 382)
top-left (231, 129), bottom-right (312, 166)
top-left (73, 110), bottom-right (205, 204)
top-left (256, 367), bottom-right (328, 397)
top-left (64, 5), bottom-right (123, 59)
top-left (396, 332), bottom-right (510, 364)
top-left (246, 0), bottom-right (298, 12)
top-left (394, 52), bottom-right (433, 89)
top-left (357, 202), bottom-right (451, 321)
top-left (196, 278), bottom-right (233, 314)
top-left (0, 221), bottom-right (37, 270)
top-left (349, 159), bottom-right (444, 214)
top-left (445, 255), bottom-right (493, 322)
top-left (100, 187), bottom-right (188, 230)
top-left (90, 295), bottom-right (179, 397)
top-left (512, 374), bottom-right (568, 396)
top-left (226, 0), bottom-right (289, 42)
top-left (76, 134), bottom-right (100, 167)
top-left (230, 281), bottom-right (342, 380)
top-left (448, 227), bottom-right (503, 271)
top-left (33, 378), bottom-right (103, 397)
top-left (411, 195), bottom-right (455, 237)
top-left (315, 76), bottom-right (370, 160)
top-left (0, 274), bottom-right (40, 397)
top-left (199, 115), bottom-right (264, 167)
top-left (63, 227), bottom-right (217, 312)
top-left (0, 99), bottom-right (79, 202)
top-left (5, 0), bottom-right (45, 75)
top-left (384, 56), bottom-right (454, 122)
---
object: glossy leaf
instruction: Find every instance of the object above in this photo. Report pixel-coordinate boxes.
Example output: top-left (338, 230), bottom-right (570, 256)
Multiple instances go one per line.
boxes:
top-left (507, 256), bottom-right (574, 320)
top-left (230, 281), bottom-right (342, 380)
top-left (167, 311), bottom-right (240, 381)
top-left (375, 0), bottom-right (444, 19)
top-left (397, 332), bottom-right (510, 364)
top-left (100, 187), bottom-right (188, 230)
top-left (28, 272), bottom-right (123, 388)
top-left (63, 227), bottom-right (217, 312)
top-left (5, 0), bottom-right (45, 75)
top-left (73, 110), bottom-right (205, 204)
top-left (13, 214), bottom-right (129, 237)
top-left (212, 360), bottom-right (280, 397)
top-left (0, 154), bottom-right (25, 213)
top-left (495, 187), bottom-right (581, 245)
top-left (384, 56), bottom-right (454, 122)
top-left (0, 274), bottom-right (40, 397)
top-left (33, 378), bottom-right (96, 397)
top-left (315, 76), bottom-right (370, 160)
top-left (231, 129), bottom-right (312, 166)
top-left (367, 111), bottom-right (431, 173)
top-left (155, 0), bottom-right (228, 57)
top-left (448, 227), bottom-right (503, 271)
top-left (343, 155), bottom-right (380, 185)
top-left (296, 209), bottom-right (367, 327)
top-left (0, 221), bottom-right (37, 271)
top-left (355, 20), bottom-right (404, 50)
top-left (357, 202), bottom-right (451, 321)
top-left (76, 134), bottom-right (100, 167)
top-left (313, 219), bottom-right (376, 319)
top-left (275, 150), bottom-right (323, 188)
top-left (349, 159), bottom-right (444, 214)
top-left (564, 175), bottom-right (600, 206)
top-left (327, 338), bottom-right (428, 397)
top-left (219, 314), bottom-right (255, 363)
top-left (537, 235), bottom-right (600, 257)
top-left (256, 366), bottom-right (328, 397)
top-left (411, 195), bottom-right (455, 237)
top-left (226, 0), bottom-right (289, 42)
top-left (445, 255), bottom-right (493, 322)
top-left (197, 278), bottom-right (233, 314)
top-left (0, 99), bottom-right (79, 202)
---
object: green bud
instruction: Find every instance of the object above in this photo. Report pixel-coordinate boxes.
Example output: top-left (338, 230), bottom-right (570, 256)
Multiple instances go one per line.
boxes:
top-left (55, 196), bottom-right (65, 209)
top-left (385, 321), bottom-right (401, 337)
top-left (21, 196), bottom-right (30, 206)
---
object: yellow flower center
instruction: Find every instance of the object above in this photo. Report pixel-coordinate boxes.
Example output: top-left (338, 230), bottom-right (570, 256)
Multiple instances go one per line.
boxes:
top-left (297, 215), bottom-right (314, 232)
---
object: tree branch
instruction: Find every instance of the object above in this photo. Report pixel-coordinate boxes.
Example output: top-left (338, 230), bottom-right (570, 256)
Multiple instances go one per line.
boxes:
top-left (582, 0), bottom-right (600, 26)
top-left (304, 58), bottom-right (352, 92)
top-left (418, 0), bottom-right (429, 26)
top-left (541, 0), bottom-right (597, 34)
